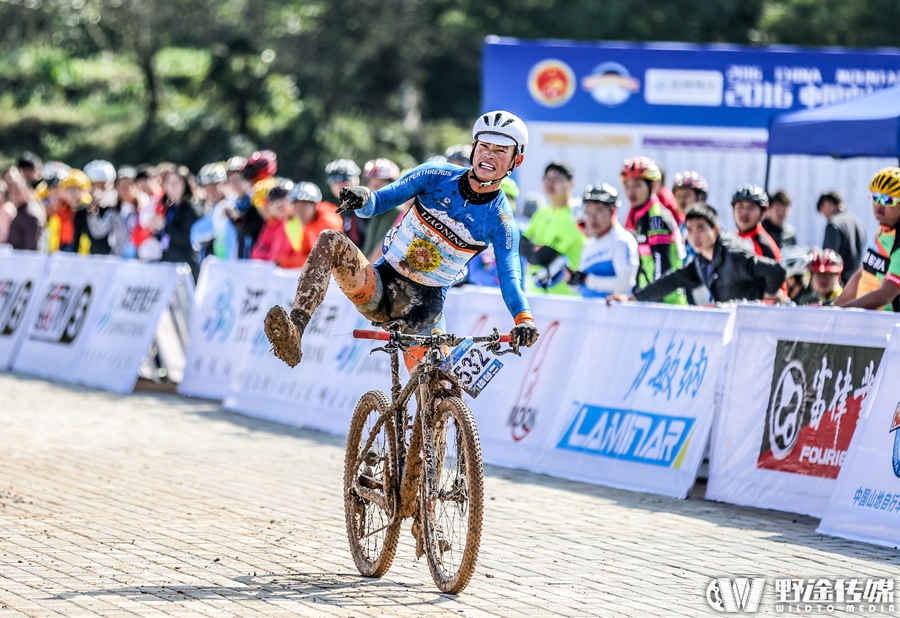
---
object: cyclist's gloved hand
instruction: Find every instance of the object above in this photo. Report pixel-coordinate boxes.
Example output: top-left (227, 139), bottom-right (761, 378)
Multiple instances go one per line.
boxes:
top-left (338, 186), bottom-right (371, 214)
top-left (566, 268), bottom-right (586, 287)
top-left (510, 321), bottom-right (539, 348)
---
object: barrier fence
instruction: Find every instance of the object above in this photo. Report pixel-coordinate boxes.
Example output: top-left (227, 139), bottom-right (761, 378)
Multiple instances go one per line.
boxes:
top-left (2, 250), bottom-right (899, 547)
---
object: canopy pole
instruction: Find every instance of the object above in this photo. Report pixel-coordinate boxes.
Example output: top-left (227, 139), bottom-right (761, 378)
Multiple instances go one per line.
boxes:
top-left (764, 155), bottom-right (771, 193)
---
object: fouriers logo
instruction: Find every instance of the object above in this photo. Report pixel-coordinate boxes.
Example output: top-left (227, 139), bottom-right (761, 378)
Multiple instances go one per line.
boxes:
top-left (528, 59), bottom-right (575, 107)
top-left (890, 402), bottom-right (900, 478)
top-left (582, 62), bottom-right (640, 107)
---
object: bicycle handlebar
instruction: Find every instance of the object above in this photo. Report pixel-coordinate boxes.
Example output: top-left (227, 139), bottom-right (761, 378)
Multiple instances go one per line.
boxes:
top-left (353, 329), bottom-right (512, 345)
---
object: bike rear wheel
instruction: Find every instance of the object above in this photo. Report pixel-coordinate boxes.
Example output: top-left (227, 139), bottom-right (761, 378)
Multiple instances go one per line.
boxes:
top-left (344, 390), bottom-right (402, 578)
top-left (420, 396), bottom-right (484, 594)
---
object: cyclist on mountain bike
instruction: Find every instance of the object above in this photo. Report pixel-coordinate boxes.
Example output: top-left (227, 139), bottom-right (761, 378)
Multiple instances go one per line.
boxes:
top-left (263, 110), bottom-right (539, 368)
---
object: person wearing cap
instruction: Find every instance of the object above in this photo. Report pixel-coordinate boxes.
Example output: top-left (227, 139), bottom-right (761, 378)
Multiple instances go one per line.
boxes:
top-left (802, 248), bottom-right (844, 306)
top-left (83, 160), bottom-right (127, 256)
top-left (226, 155), bottom-right (264, 259)
top-left (325, 159), bottom-right (366, 250)
top-left (360, 158), bottom-right (403, 262)
top-left (58, 169), bottom-right (93, 253)
top-left (609, 203), bottom-right (786, 305)
top-left (250, 179), bottom-right (303, 267)
top-left (191, 162), bottom-right (239, 261)
top-left (780, 245), bottom-right (817, 305)
top-left (519, 161), bottom-right (585, 296)
top-left (565, 184), bottom-right (638, 298)
top-left (264, 110), bottom-right (538, 369)
top-left (279, 182), bottom-right (343, 269)
top-left (17, 152), bottom-right (42, 189)
top-left (731, 184), bottom-right (781, 261)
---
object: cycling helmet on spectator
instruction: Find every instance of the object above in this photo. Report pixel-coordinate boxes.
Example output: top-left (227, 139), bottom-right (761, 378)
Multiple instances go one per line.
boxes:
top-left (673, 170), bottom-right (709, 198)
top-left (267, 178), bottom-right (294, 201)
top-left (227, 156), bottom-right (247, 173)
top-left (445, 144), bottom-right (472, 166)
top-left (42, 162), bottom-right (71, 188)
top-left (472, 111), bottom-right (528, 154)
top-left (251, 178), bottom-right (278, 209)
top-left (116, 166), bottom-right (137, 181)
top-left (242, 150), bottom-right (278, 182)
top-left (198, 162), bottom-right (228, 186)
top-left (325, 159), bottom-right (361, 184)
top-left (620, 156), bottom-right (662, 183)
top-left (731, 184), bottom-right (769, 208)
top-left (808, 248), bottom-right (843, 274)
top-left (500, 176), bottom-right (520, 200)
top-left (289, 181), bottom-right (323, 204)
top-left (870, 167), bottom-right (900, 199)
top-left (84, 160), bottom-right (117, 184)
top-left (583, 183), bottom-right (620, 207)
top-left (363, 158), bottom-right (400, 181)
top-left (780, 246), bottom-right (811, 278)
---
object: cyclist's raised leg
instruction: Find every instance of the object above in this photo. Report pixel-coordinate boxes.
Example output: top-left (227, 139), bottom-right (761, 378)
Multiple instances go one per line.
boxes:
top-left (265, 229), bottom-right (382, 366)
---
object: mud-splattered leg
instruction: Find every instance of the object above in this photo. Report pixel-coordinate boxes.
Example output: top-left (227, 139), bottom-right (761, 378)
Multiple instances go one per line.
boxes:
top-left (265, 230), bottom-right (382, 367)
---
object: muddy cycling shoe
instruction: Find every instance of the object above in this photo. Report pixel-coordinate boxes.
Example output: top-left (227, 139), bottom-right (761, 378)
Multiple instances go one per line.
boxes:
top-left (264, 305), bottom-right (309, 368)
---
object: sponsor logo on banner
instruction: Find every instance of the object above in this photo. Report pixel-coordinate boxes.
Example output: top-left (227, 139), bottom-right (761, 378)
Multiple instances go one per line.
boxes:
top-left (757, 341), bottom-right (884, 479)
top-left (557, 403), bottom-right (694, 467)
top-left (624, 333), bottom-right (710, 401)
top-left (335, 315), bottom-right (390, 374)
top-left (0, 279), bottom-right (33, 336)
top-left (30, 283), bottom-right (92, 344)
top-left (890, 402), bottom-right (900, 478)
top-left (96, 285), bottom-right (163, 337)
top-left (507, 320), bottom-right (560, 442)
top-left (581, 62), bottom-right (640, 107)
top-left (644, 69), bottom-right (724, 107)
top-left (202, 280), bottom-right (236, 343)
top-left (528, 59), bottom-right (576, 107)
top-left (706, 577), bottom-right (765, 613)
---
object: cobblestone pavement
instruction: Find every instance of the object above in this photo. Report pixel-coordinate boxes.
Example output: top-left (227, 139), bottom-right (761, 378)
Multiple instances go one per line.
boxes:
top-left (1, 372), bottom-right (899, 618)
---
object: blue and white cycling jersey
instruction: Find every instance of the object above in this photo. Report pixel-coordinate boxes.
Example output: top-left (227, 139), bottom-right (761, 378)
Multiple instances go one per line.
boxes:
top-left (358, 162), bottom-right (531, 320)
top-left (577, 223), bottom-right (639, 298)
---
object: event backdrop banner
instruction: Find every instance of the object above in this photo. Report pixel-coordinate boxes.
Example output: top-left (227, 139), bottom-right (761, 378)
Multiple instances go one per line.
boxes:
top-left (73, 261), bottom-right (183, 393)
top-left (224, 274), bottom-right (388, 435)
top-left (178, 258), bottom-right (276, 400)
top-left (706, 305), bottom-right (899, 516)
top-left (12, 254), bottom-right (118, 381)
top-left (536, 303), bottom-right (731, 499)
top-left (442, 288), bottom-right (591, 472)
top-left (818, 325), bottom-right (900, 548)
top-left (0, 251), bottom-right (47, 370)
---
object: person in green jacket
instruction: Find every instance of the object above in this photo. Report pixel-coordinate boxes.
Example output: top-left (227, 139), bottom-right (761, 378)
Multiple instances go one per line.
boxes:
top-left (521, 161), bottom-right (585, 296)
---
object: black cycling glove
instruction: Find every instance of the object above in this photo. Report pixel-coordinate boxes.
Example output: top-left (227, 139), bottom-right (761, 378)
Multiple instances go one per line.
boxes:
top-left (338, 186), bottom-right (371, 214)
top-left (566, 268), bottom-right (587, 287)
top-left (510, 322), bottom-right (539, 348)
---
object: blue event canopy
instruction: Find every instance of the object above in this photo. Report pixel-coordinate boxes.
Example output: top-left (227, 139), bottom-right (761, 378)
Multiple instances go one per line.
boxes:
top-left (767, 85), bottom-right (900, 158)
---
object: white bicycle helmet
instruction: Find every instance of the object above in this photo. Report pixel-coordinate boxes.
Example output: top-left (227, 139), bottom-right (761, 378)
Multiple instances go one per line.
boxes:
top-left (198, 162), bottom-right (227, 186)
top-left (472, 110), bottom-right (528, 154)
top-left (289, 181), bottom-right (323, 203)
top-left (84, 160), bottom-right (117, 183)
top-left (781, 245), bottom-right (811, 278)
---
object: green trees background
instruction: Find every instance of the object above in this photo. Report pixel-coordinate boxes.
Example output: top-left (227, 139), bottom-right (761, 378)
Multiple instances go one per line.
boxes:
top-left (1, 0), bottom-right (898, 184)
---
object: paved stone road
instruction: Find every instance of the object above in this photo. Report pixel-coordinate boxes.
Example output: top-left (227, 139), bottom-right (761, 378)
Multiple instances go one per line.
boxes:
top-left (1, 372), bottom-right (899, 617)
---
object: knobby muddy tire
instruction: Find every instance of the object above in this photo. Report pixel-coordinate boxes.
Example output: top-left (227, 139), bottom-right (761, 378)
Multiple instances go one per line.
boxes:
top-left (344, 390), bottom-right (402, 578)
top-left (420, 396), bottom-right (484, 594)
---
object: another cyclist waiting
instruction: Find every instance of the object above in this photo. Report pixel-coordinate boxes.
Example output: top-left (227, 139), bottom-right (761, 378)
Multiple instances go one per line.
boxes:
top-left (263, 110), bottom-right (539, 368)
top-left (836, 168), bottom-right (900, 311)
top-left (621, 156), bottom-right (687, 305)
top-left (608, 203), bottom-right (785, 305)
top-left (731, 185), bottom-right (781, 261)
top-left (803, 249), bottom-right (844, 307)
top-left (565, 184), bottom-right (637, 299)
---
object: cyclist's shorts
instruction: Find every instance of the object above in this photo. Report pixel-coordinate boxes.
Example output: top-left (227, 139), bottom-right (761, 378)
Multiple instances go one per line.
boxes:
top-left (357, 261), bottom-right (445, 334)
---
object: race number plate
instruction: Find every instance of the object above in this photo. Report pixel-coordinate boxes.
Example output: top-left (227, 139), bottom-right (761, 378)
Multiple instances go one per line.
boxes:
top-left (439, 340), bottom-right (503, 398)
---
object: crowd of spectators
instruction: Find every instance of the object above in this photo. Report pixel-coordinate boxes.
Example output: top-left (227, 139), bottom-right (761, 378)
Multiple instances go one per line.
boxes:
top-left (2, 147), bottom-right (898, 312)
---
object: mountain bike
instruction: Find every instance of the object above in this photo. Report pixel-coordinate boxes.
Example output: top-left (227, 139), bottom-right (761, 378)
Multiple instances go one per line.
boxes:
top-left (344, 323), bottom-right (518, 594)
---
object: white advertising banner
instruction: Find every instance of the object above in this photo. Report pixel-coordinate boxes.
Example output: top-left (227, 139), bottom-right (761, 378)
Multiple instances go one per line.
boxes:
top-left (442, 288), bottom-right (589, 471)
top-left (706, 305), bottom-right (899, 517)
top-left (12, 254), bottom-right (119, 381)
top-left (178, 258), bottom-right (276, 399)
top-left (533, 303), bottom-right (731, 499)
top-left (0, 251), bottom-right (48, 370)
top-left (73, 261), bottom-right (183, 393)
top-left (818, 326), bottom-right (900, 548)
top-left (224, 273), bottom-right (390, 436)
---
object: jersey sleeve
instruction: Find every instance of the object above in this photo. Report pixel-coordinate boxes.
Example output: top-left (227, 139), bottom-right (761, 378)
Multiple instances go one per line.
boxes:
top-left (584, 233), bottom-right (638, 295)
top-left (887, 241), bottom-right (900, 288)
top-left (489, 205), bottom-right (532, 322)
top-left (358, 164), bottom-right (434, 218)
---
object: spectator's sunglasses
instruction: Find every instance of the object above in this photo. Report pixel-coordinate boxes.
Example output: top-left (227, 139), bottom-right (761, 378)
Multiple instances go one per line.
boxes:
top-left (872, 192), bottom-right (900, 207)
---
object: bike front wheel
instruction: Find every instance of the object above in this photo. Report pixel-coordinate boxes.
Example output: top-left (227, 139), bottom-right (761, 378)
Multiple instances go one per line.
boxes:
top-left (420, 396), bottom-right (485, 594)
top-left (344, 390), bottom-right (402, 578)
